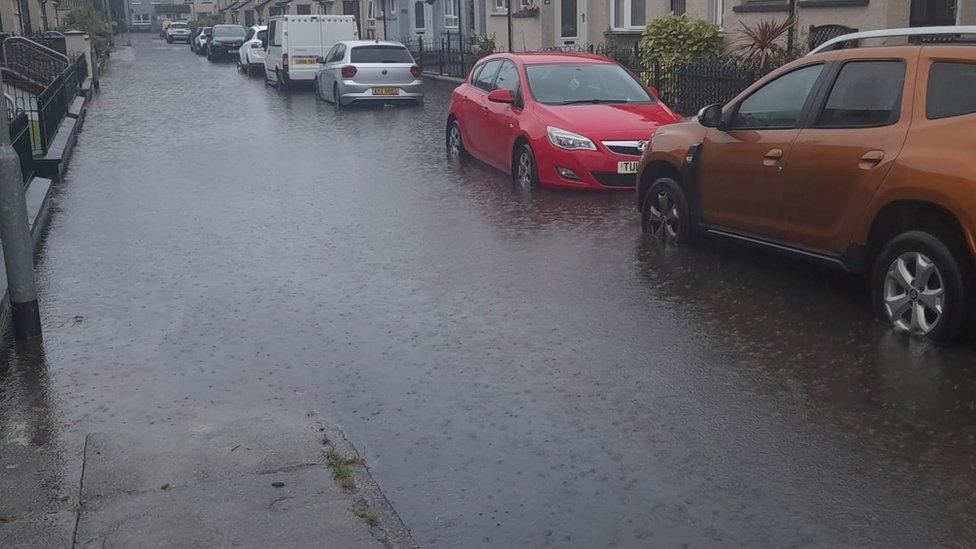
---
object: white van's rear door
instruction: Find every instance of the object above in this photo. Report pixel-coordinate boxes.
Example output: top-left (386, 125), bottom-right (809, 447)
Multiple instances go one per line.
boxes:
top-left (287, 16), bottom-right (323, 78)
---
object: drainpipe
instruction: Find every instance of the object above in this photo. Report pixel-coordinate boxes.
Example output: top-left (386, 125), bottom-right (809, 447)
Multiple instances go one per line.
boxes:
top-left (787, 0), bottom-right (796, 53)
top-left (506, 0), bottom-right (511, 51)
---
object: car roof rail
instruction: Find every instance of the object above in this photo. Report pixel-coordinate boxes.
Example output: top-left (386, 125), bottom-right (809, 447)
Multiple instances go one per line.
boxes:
top-left (808, 25), bottom-right (976, 55)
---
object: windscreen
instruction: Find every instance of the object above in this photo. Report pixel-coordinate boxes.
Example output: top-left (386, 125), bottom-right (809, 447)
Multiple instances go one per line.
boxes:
top-left (525, 63), bottom-right (652, 105)
top-left (171, 22), bottom-right (188, 28)
top-left (350, 46), bottom-right (413, 63)
top-left (213, 26), bottom-right (246, 38)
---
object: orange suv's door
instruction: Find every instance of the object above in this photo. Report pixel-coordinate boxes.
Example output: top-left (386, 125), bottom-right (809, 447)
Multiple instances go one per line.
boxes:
top-left (782, 52), bottom-right (917, 253)
top-left (698, 63), bottom-right (825, 238)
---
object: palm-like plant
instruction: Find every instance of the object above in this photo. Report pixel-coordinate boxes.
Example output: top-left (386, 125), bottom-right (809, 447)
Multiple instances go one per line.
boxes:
top-left (732, 18), bottom-right (795, 72)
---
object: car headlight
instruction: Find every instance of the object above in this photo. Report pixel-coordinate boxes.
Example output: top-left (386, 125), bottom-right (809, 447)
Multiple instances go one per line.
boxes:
top-left (547, 126), bottom-right (596, 151)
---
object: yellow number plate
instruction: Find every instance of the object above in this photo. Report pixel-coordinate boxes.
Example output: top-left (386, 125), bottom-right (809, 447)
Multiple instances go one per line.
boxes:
top-left (372, 87), bottom-right (400, 96)
top-left (294, 58), bottom-right (317, 65)
top-left (617, 161), bottom-right (639, 174)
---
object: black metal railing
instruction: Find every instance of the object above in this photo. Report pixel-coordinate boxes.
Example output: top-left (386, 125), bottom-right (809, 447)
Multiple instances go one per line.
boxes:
top-left (808, 24), bottom-right (858, 51)
top-left (36, 55), bottom-right (85, 155)
top-left (8, 112), bottom-right (34, 183)
top-left (2, 36), bottom-right (69, 86)
top-left (403, 34), bottom-right (492, 79)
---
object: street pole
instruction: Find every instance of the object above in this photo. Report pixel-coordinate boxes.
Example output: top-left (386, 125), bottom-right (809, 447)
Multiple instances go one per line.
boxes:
top-left (382, 0), bottom-right (388, 40)
top-left (506, 0), bottom-right (511, 51)
top-left (0, 72), bottom-right (41, 339)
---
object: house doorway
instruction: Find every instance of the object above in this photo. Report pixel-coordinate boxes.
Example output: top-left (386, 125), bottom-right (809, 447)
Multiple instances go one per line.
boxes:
top-left (555, 0), bottom-right (585, 46)
top-left (910, 0), bottom-right (958, 27)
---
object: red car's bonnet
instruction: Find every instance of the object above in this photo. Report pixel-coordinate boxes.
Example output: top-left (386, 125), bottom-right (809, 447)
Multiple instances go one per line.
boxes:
top-left (531, 102), bottom-right (681, 140)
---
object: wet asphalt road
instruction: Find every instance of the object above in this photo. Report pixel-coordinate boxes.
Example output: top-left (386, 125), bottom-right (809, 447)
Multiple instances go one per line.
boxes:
top-left (4, 33), bottom-right (976, 548)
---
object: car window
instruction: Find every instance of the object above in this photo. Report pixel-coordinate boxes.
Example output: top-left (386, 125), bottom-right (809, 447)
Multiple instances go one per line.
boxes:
top-left (730, 64), bottom-right (824, 130)
top-left (815, 61), bottom-right (905, 128)
top-left (927, 62), bottom-right (976, 119)
top-left (494, 61), bottom-right (519, 93)
top-left (245, 28), bottom-right (255, 40)
top-left (350, 46), bottom-right (414, 63)
top-left (270, 21), bottom-right (281, 47)
top-left (324, 44), bottom-right (339, 63)
top-left (213, 26), bottom-right (246, 38)
top-left (256, 30), bottom-right (267, 43)
top-left (473, 60), bottom-right (501, 92)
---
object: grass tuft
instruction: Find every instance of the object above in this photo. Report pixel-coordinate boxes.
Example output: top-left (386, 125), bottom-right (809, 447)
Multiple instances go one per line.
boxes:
top-left (354, 506), bottom-right (379, 526)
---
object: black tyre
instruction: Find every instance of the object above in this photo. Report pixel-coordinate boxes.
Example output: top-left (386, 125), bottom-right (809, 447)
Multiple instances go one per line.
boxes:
top-left (446, 119), bottom-right (468, 159)
top-left (512, 142), bottom-right (538, 188)
top-left (872, 230), bottom-right (972, 341)
top-left (640, 177), bottom-right (691, 243)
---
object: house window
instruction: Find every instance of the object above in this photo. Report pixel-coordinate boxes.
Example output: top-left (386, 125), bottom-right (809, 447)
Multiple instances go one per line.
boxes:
top-left (443, 0), bottom-right (458, 28)
top-left (671, 0), bottom-right (685, 15)
top-left (367, 0), bottom-right (376, 26)
top-left (494, 0), bottom-right (504, 11)
top-left (612, 0), bottom-right (645, 30)
top-left (269, 6), bottom-right (283, 15)
top-left (414, 0), bottom-right (425, 29)
top-left (296, 3), bottom-right (311, 13)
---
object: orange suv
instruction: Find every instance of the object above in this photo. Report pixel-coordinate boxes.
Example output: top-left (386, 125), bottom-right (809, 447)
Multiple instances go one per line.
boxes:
top-left (637, 28), bottom-right (976, 341)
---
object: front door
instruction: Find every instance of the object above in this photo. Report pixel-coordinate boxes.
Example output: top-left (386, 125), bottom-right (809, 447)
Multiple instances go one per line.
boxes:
top-left (910, 0), bottom-right (957, 27)
top-left (698, 63), bottom-right (825, 239)
top-left (482, 60), bottom-right (522, 166)
top-left (463, 59), bottom-right (502, 160)
top-left (555, 0), bottom-right (585, 46)
top-left (782, 58), bottom-right (912, 253)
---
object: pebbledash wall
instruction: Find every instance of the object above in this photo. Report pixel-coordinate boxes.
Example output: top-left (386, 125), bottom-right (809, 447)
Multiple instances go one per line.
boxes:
top-left (487, 0), bottom-right (976, 53)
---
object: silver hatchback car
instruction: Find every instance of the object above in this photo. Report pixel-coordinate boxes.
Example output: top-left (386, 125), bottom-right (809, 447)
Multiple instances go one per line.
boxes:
top-left (315, 40), bottom-right (423, 106)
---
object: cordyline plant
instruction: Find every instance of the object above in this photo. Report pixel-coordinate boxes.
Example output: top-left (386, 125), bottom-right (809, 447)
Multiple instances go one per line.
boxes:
top-left (732, 17), bottom-right (796, 72)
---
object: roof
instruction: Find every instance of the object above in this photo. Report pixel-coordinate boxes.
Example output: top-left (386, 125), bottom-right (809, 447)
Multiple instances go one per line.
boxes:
top-left (482, 51), bottom-right (616, 65)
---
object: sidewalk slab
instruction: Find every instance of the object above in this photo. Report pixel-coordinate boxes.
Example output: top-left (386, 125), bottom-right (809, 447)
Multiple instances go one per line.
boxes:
top-left (75, 418), bottom-right (394, 549)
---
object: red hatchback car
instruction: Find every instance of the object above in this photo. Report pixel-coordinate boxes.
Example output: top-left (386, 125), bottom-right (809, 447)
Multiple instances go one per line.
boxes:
top-left (446, 52), bottom-right (681, 190)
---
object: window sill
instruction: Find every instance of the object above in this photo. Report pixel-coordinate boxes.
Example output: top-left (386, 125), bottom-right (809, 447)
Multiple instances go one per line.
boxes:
top-left (732, 1), bottom-right (789, 13)
top-left (797, 0), bottom-right (869, 7)
top-left (608, 28), bottom-right (644, 35)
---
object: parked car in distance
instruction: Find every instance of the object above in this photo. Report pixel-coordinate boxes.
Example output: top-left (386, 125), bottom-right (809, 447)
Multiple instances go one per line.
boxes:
top-left (637, 27), bottom-right (976, 341)
top-left (263, 15), bottom-right (358, 89)
top-left (238, 25), bottom-right (268, 75)
top-left (447, 52), bottom-right (680, 190)
top-left (165, 21), bottom-right (191, 43)
top-left (316, 41), bottom-right (422, 106)
top-left (192, 27), bottom-right (213, 54)
top-left (207, 25), bottom-right (247, 61)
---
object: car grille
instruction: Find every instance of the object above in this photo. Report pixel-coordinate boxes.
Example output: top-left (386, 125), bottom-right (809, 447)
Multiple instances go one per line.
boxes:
top-left (591, 172), bottom-right (637, 187)
top-left (601, 140), bottom-right (646, 157)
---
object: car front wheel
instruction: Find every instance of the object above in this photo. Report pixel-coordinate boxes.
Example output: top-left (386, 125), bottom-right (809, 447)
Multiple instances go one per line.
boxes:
top-left (872, 230), bottom-right (971, 341)
top-left (641, 177), bottom-right (691, 242)
top-left (446, 119), bottom-right (467, 160)
top-left (512, 143), bottom-right (538, 188)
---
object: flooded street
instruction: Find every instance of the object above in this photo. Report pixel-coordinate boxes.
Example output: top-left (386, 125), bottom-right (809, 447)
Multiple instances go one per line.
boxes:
top-left (4, 33), bottom-right (976, 547)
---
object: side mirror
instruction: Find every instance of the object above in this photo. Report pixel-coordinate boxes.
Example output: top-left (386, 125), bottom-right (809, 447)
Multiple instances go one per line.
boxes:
top-left (316, 56), bottom-right (326, 64)
top-left (647, 86), bottom-right (660, 99)
top-left (698, 103), bottom-right (724, 129)
top-left (487, 88), bottom-right (514, 104)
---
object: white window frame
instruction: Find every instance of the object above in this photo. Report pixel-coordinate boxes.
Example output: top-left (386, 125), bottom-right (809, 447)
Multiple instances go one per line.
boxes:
top-left (493, 0), bottom-right (505, 14)
top-left (443, 0), bottom-right (458, 28)
top-left (610, 0), bottom-right (645, 31)
top-left (711, 0), bottom-right (723, 28)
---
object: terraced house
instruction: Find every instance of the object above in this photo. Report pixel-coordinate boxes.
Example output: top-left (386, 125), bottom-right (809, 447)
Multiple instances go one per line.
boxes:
top-left (487, 0), bottom-right (976, 51)
top-left (0, 0), bottom-right (62, 35)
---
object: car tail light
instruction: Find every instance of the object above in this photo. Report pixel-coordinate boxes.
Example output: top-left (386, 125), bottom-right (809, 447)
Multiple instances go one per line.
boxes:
top-left (410, 65), bottom-right (421, 78)
top-left (251, 42), bottom-right (262, 49)
top-left (282, 53), bottom-right (289, 74)
top-left (341, 65), bottom-right (357, 79)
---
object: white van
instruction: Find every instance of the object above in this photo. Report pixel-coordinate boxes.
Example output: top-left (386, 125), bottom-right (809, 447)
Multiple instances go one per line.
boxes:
top-left (263, 15), bottom-right (358, 88)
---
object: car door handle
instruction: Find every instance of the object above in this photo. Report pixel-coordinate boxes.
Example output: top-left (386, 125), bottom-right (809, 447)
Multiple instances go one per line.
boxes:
top-left (763, 148), bottom-right (783, 166)
top-left (859, 150), bottom-right (885, 169)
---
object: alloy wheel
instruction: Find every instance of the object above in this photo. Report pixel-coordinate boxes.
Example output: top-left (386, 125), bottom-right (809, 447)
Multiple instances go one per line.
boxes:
top-left (448, 124), bottom-right (462, 158)
top-left (646, 190), bottom-right (681, 240)
top-left (883, 251), bottom-right (946, 335)
top-left (516, 149), bottom-right (533, 187)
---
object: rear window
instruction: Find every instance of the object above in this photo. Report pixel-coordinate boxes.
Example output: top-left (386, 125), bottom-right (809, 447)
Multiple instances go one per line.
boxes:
top-left (171, 23), bottom-right (187, 28)
top-left (214, 26), bottom-right (246, 38)
top-left (927, 62), bottom-right (976, 119)
top-left (815, 60), bottom-right (905, 128)
top-left (349, 45), bottom-right (413, 63)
